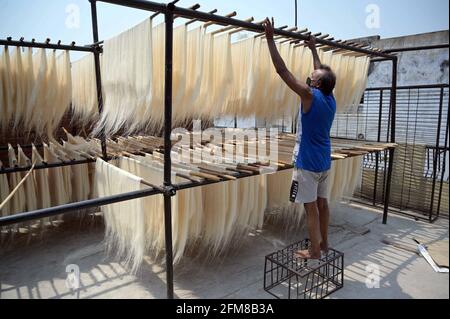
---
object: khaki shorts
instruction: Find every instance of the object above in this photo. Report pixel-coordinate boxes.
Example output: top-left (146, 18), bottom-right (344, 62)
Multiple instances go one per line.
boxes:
top-left (290, 169), bottom-right (330, 204)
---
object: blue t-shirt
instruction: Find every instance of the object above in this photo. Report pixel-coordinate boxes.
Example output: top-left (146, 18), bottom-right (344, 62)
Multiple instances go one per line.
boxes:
top-left (295, 88), bottom-right (336, 172)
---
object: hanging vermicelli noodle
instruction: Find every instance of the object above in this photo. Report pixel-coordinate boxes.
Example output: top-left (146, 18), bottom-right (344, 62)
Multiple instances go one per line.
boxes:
top-left (96, 18), bottom-right (153, 136)
top-left (202, 181), bottom-right (228, 255)
top-left (275, 43), bottom-right (292, 112)
top-left (118, 156), bottom-right (203, 263)
top-left (62, 144), bottom-right (91, 202)
top-left (95, 158), bottom-right (145, 274)
top-left (246, 175), bottom-right (266, 230)
top-left (71, 54), bottom-right (99, 124)
top-left (348, 56), bottom-right (370, 112)
top-left (212, 33), bottom-right (234, 116)
top-left (345, 156), bottom-right (363, 197)
top-left (194, 30), bottom-right (213, 117)
top-left (22, 47), bottom-right (35, 129)
top-left (245, 37), bottom-right (263, 113)
top-left (279, 43), bottom-right (297, 118)
top-left (49, 142), bottom-right (73, 204)
top-left (7, 144), bottom-right (26, 214)
top-left (256, 39), bottom-right (280, 119)
top-left (11, 47), bottom-right (25, 130)
top-left (116, 157), bottom-right (166, 258)
top-left (61, 17), bottom-right (372, 132)
top-left (140, 153), bottom-right (204, 246)
top-left (1, 20), bottom-right (372, 136)
top-left (0, 50), bottom-right (4, 128)
top-left (35, 50), bottom-right (57, 135)
top-left (0, 46), bottom-right (73, 135)
top-left (17, 145), bottom-right (38, 212)
top-left (228, 37), bottom-right (252, 116)
top-left (48, 50), bottom-right (72, 135)
top-left (181, 26), bottom-right (204, 121)
top-left (326, 160), bottom-right (336, 200)
top-left (341, 56), bottom-right (357, 112)
top-left (172, 25), bottom-right (187, 126)
top-left (334, 55), bottom-right (348, 110)
top-left (1, 47), bottom-right (14, 131)
top-left (0, 51), bottom-right (4, 131)
top-left (31, 144), bottom-right (52, 211)
top-left (0, 161), bottom-right (11, 217)
top-left (43, 143), bottom-right (69, 210)
top-left (143, 21), bottom-right (164, 131)
top-left (27, 48), bottom-right (48, 135)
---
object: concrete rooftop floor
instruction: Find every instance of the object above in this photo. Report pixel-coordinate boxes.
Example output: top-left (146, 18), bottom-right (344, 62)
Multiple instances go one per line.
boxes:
top-left (0, 202), bottom-right (448, 299)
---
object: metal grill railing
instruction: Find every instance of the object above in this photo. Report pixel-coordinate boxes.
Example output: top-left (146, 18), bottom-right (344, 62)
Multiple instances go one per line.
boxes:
top-left (331, 84), bottom-right (449, 222)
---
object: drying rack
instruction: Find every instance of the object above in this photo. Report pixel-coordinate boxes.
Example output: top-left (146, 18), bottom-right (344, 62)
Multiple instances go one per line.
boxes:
top-left (0, 0), bottom-right (398, 299)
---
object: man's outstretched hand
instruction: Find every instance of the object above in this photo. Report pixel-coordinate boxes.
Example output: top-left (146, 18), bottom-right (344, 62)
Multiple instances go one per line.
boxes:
top-left (263, 17), bottom-right (275, 40)
top-left (305, 35), bottom-right (317, 51)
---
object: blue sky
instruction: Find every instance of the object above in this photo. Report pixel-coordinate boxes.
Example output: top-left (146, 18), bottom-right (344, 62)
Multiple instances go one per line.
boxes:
top-left (1, 0), bottom-right (448, 61)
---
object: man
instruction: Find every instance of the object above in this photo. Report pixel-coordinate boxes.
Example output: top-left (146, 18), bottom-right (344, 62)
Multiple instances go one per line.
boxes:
top-left (263, 18), bottom-right (337, 259)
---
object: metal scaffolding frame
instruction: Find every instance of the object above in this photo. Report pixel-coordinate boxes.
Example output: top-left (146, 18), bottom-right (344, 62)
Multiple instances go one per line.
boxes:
top-left (0, 0), bottom-right (398, 299)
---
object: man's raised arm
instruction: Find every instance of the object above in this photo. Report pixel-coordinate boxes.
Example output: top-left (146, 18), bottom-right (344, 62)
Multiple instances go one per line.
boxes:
top-left (263, 18), bottom-right (312, 103)
top-left (306, 35), bottom-right (322, 70)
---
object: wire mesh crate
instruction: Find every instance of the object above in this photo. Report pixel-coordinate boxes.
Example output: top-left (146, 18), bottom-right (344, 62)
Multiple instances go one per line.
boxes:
top-left (264, 239), bottom-right (344, 299)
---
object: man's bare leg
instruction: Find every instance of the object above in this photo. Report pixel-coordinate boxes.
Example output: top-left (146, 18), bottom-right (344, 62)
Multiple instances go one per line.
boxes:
top-left (317, 197), bottom-right (329, 253)
top-left (295, 201), bottom-right (321, 259)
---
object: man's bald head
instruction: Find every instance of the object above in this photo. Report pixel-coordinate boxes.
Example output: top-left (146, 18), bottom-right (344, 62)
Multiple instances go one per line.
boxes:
top-left (311, 65), bottom-right (336, 96)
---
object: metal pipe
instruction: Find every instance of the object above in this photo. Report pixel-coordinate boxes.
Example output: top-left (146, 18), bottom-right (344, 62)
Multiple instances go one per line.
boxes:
top-left (295, 0), bottom-right (298, 27)
top-left (316, 38), bottom-right (342, 48)
top-left (90, 0), bottom-right (108, 160)
top-left (428, 87), bottom-right (445, 221)
top-left (0, 158), bottom-right (100, 175)
top-left (211, 17), bottom-right (254, 35)
top-left (255, 25), bottom-right (288, 38)
top-left (281, 29), bottom-right (310, 44)
top-left (377, 90), bottom-right (384, 142)
top-left (101, 0), bottom-right (169, 14)
top-left (273, 26), bottom-right (298, 40)
top-left (173, 167), bottom-right (285, 191)
top-left (427, 145), bottom-right (450, 152)
top-left (383, 43), bottom-right (449, 53)
top-left (150, 0), bottom-right (185, 19)
top-left (436, 95), bottom-right (449, 218)
top-left (174, 3), bottom-right (199, 19)
top-left (373, 89), bottom-right (383, 206)
top-left (0, 143), bottom-right (43, 152)
top-left (151, 1), bottom-right (184, 19)
top-left (366, 83), bottom-right (449, 91)
top-left (290, 31), bottom-right (312, 45)
top-left (0, 187), bottom-right (161, 227)
top-left (342, 49), bottom-right (373, 57)
top-left (185, 8), bottom-right (217, 26)
top-left (203, 11), bottom-right (237, 28)
top-left (0, 39), bottom-right (95, 52)
top-left (321, 40), bottom-right (354, 52)
top-left (382, 57), bottom-right (398, 224)
top-left (333, 42), bottom-right (366, 52)
top-left (163, 8), bottom-right (175, 300)
top-left (294, 33), bottom-right (329, 47)
top-left (370, 57), bottom-right (391, 63)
